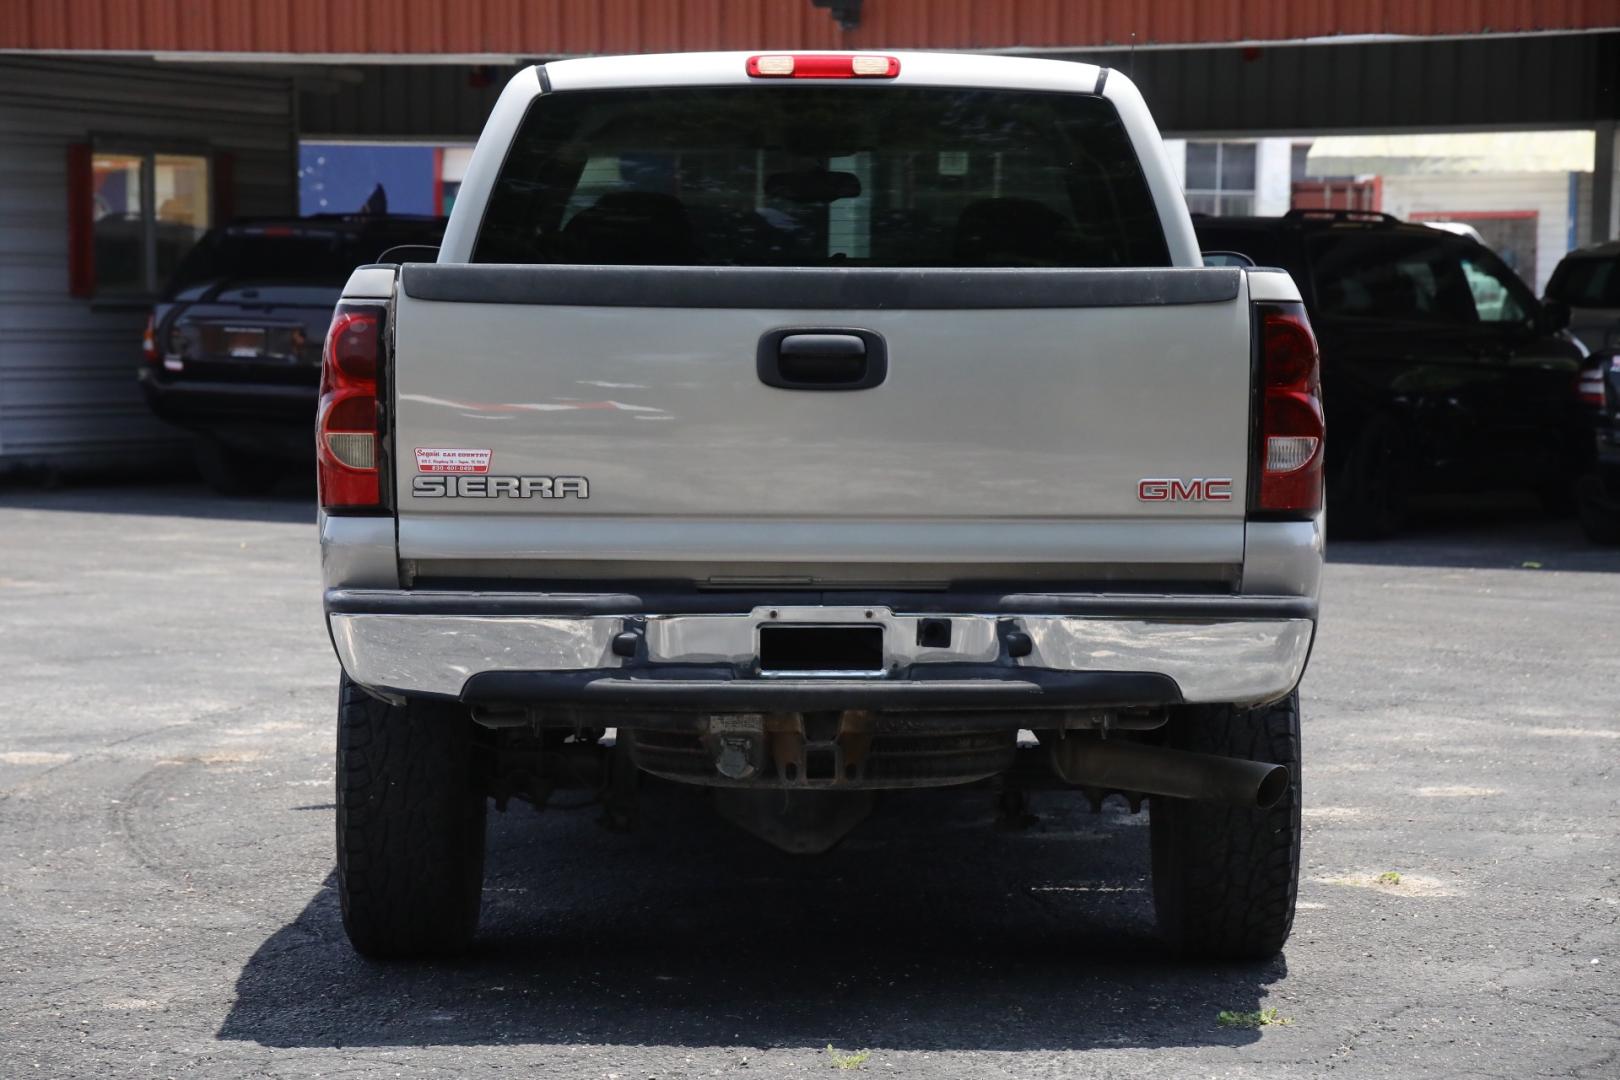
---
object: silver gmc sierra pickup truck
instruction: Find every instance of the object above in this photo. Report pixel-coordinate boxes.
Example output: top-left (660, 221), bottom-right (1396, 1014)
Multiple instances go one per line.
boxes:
top-left (315, 51), bottom-right (1324, 961)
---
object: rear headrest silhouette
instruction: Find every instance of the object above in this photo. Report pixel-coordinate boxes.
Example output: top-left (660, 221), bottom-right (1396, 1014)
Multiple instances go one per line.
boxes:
top-left (1364, 266), bottom-right (1428, 319)
top-left (954, 198), bottom-right (1075, 266)
top-left (562, 191), bottom-right (695, 265)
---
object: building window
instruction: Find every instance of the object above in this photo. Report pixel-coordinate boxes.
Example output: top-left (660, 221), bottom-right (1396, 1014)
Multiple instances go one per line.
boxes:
top-left (1185, 141), bottom-right (1256, 217)
top-left (85, 147), bottom-right (212, 297)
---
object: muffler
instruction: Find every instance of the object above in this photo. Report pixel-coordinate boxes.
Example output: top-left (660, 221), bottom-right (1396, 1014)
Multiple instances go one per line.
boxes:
top-left (1048, 737), bottom-right (1290, 809)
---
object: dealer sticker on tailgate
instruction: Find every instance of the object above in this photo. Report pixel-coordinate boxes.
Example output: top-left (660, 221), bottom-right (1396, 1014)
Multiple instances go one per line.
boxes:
top-left (414, 448), bottom-right (492, 474)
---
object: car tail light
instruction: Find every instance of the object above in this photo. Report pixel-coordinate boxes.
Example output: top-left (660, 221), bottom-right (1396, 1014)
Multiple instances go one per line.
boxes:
top-left (1253, 302), bottom-right (1324, 517)
top-left (142, 314), bottom-right (159, 365)
top-left (1578, 362), bottom-right (1607, 409)
top-left (745, 54), bottom-right (900, 79)
top-left (317, 303), bottom-right (385, 511)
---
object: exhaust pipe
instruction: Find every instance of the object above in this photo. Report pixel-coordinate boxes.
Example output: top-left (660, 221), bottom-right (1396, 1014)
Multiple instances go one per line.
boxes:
top-left (1048, 737), bottom-right (1290, 809)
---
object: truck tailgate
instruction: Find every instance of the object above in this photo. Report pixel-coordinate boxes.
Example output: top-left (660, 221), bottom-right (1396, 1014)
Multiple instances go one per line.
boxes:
top-left (390, 264), bottom-right (1253, 578)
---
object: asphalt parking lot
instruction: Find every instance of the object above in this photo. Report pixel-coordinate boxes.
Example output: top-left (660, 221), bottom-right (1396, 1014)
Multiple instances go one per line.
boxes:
top-left (1, 483), bottom-right (1617, 1079)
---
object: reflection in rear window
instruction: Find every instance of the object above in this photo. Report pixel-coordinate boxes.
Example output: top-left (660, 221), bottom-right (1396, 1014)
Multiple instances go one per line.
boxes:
top-left (472, 87), bottom-right (1170, 268)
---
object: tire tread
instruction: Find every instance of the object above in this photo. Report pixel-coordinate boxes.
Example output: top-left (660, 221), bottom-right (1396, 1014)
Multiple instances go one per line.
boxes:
top-left (336, 676), bottom-right (485, 958)
top-left (1150, 693), bottom-right (1302, 962)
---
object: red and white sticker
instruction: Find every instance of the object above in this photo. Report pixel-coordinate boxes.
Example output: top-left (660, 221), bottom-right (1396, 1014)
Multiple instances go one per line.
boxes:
top-left (414, 447), bottom-right (492, 474)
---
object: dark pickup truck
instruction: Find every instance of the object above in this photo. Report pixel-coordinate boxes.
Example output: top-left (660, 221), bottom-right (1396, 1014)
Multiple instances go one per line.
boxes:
top-left (1197, 211), bottom-right (1588, 537)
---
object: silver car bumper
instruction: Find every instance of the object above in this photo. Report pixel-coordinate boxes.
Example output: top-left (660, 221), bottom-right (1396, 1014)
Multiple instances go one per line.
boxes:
top-left (326, 592), bottom-right (1314, 709)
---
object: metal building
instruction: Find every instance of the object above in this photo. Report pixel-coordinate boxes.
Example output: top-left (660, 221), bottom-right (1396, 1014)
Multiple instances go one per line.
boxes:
top-left (0, 58), bottom-right (295, 471)
top-left (1, 0), bottom-right (1617, 473)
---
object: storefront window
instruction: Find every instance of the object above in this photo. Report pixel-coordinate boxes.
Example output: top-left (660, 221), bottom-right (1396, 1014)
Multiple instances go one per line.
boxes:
top-left (91, 153), bottom-right (147, 294)
top-left (154, 154), bottom-right (211, 284)
top-left (88, 148), bottom-right (212, 297)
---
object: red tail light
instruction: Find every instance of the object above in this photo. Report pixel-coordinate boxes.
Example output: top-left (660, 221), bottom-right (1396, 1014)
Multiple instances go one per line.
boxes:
top-left (746, 54), bottom-right (900, 79)
top-left (317, 303), bottom-right (385, 511)
top-left (142, 313), bottom-right (159, 365)
top-left (1578, 362), bottom-right (1607, 409)
top-left (1253, 302), bottom-right (1324, 517)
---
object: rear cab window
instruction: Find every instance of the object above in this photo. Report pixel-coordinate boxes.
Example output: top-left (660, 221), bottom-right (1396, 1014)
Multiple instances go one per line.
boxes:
top-left (1547, 257), bottom-right (1620, 307)
top-left (1194, 226), bottom-right (1297, 276)
top-left (472, 86), bottom-right (1169, 268)
top-left (1306, 231), bottom-right (1536, 327)
top-left (165, 220), bottom-right (444, 301)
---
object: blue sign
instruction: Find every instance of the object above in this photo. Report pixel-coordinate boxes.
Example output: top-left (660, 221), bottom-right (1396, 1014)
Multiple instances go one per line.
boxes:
top-left (299, 144), bottom-right (436, 216)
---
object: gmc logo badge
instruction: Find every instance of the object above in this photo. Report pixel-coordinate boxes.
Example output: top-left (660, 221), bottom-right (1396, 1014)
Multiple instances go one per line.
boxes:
top-left (1138, 477), bottom-right (1234, 502)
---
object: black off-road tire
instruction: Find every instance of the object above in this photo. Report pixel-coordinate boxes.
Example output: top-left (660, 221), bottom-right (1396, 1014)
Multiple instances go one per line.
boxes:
top-left (1535, 476), bottom-right (1579, 518)
top-left (336, 675), bottom-right (487, 959)
top-left (1150, 692), bottom-right (1302, 962)
top-left (1576, 473), bottom-right (1620, 545)
top-left (193, 437), bottom-right (280, 496)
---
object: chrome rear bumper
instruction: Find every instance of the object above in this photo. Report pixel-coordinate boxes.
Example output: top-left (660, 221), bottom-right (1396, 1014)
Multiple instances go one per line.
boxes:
top-left (326, 591), bottom-right (1314, 708)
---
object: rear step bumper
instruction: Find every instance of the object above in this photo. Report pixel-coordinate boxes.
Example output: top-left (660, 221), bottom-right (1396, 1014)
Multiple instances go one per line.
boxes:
top-left (325, 590), bottom-right (1314, 708)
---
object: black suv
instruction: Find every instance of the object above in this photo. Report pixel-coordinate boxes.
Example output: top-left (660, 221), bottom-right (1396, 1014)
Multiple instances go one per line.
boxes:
top-left (1545, 240), bottom-right (1620, 354)
top-left (139, 214), bottom-right (445, 494)
top-left (1197, 211), bottom-right (1588, 536)
top-left (1575, 348), bottom-right (1620, 543)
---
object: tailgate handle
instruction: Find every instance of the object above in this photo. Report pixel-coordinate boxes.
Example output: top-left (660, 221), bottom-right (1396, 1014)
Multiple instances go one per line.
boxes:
top-left (758, 329), bottom-right (887, 390)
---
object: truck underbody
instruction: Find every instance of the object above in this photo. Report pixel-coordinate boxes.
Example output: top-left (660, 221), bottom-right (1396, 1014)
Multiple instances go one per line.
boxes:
top-left (476, 710), bottom-right (1290, 855)
top-left (329, 586), bottom-right (1310, 852)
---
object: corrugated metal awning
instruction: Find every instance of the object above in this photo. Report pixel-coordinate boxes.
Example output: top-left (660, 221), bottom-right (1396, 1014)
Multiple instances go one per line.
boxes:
top-left (1, 0), bottom-right (1617, 60)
